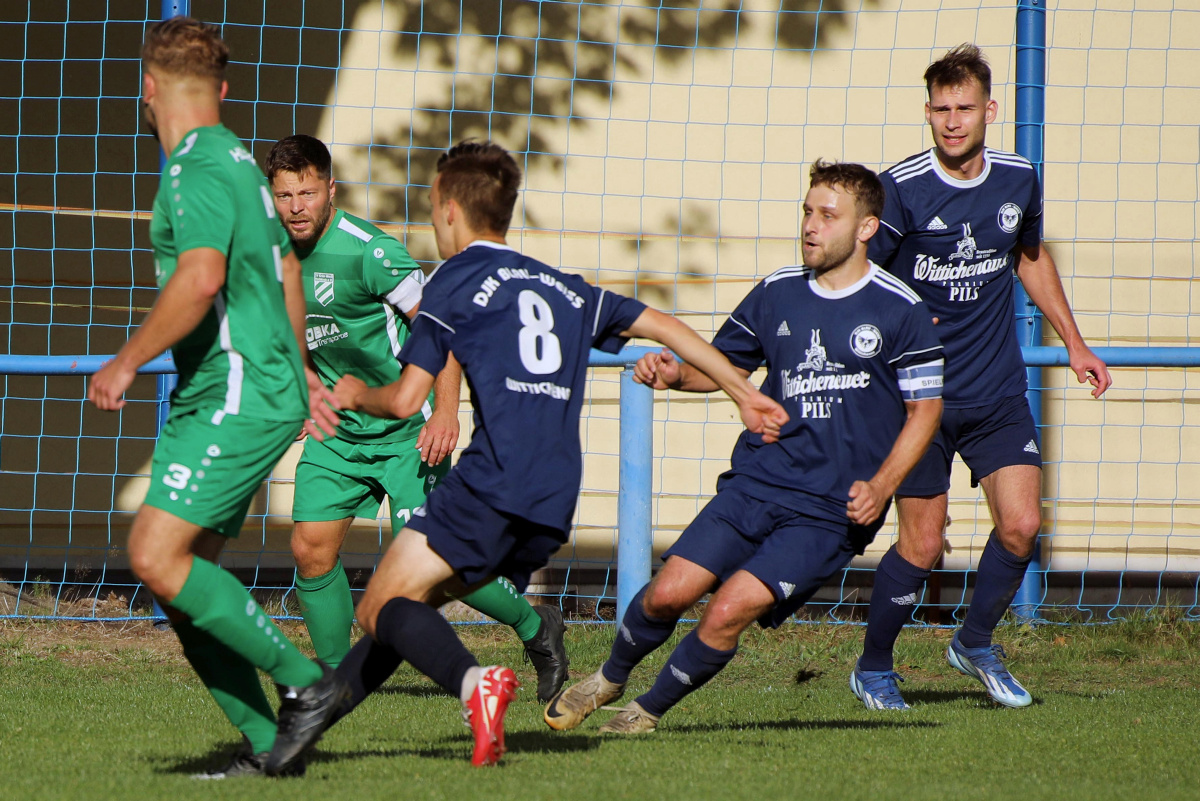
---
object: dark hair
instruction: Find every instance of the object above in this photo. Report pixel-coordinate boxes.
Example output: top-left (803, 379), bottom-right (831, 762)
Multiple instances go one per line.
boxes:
top-left (141, 16), bottom-right (228, 84)
top-left (808, 160), bottom-right (884, 219)
top-left (265, 135), bottom-right (333, 182)
top-left (435, 140), bottom-right (522, 235)
top-left (924, 43), bottom-right (991, 97)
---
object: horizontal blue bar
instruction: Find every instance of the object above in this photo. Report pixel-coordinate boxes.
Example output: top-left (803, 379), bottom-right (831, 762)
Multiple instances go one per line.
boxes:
top-left (3, 346), bottom-right (1199, 376)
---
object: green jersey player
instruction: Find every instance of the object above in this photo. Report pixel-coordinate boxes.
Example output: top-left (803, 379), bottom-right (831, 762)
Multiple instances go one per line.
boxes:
top-left (88, 18), bottom-right (348, 778)
top-left (265, 135), bottom-right (568, 701)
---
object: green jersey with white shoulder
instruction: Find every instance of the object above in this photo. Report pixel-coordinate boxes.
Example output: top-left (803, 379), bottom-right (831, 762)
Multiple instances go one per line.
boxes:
top-left (298, 208), bottom-right (432, 443)
top-left (149, 124), bottom-right (307, 424)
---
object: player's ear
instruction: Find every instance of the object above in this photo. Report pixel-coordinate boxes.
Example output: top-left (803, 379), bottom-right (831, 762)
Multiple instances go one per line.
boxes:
top-left (142, 71), bottom-right (155, 101)
top-left (924, 100), bottom-right (932, 124)
top-left (218, 80), bottom-right (228, 102)
top-left (858, 215), bottom-right (879, 243)
top-left (328, 177), bottom-right (337, 202)
top-left (984, 98), bottom-right (997, 125)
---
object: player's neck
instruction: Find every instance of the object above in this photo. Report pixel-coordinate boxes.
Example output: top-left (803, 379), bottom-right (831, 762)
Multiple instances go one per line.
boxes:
top-left (454, 227), bottom-right (507, 254)
top-left (812, 253), bottom-right (870, 291)
top-left (155, 99), bottom-right (222, 155)
top-left (933, 144), bottom-right (987, 181)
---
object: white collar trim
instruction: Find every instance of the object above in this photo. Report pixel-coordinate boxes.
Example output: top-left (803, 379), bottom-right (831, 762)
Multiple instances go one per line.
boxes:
top-left (467, 239), bottom-right (515, 252)
top-left (807, 262), bottom-right (878, 299)
top-left (930, 148), bottom-right (991, 189)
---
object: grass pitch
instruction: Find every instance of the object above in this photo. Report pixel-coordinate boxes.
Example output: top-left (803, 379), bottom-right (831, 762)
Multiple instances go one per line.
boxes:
top-left (2, 617), bottom-right (1198, 800)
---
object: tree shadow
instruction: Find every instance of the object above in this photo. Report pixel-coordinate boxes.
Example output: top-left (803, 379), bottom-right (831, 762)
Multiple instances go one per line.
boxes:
top-left (664, 717), bottom-right (941, 735)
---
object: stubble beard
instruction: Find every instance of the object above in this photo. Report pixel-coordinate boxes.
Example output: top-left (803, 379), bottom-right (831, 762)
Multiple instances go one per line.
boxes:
top-left (289, 202), bottom-right (333, 249)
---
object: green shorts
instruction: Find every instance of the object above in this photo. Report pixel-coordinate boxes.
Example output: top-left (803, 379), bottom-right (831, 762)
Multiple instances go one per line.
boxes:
top-left (292, 435), bottom-right (450, 535)
top-left (144, 408), bottom-right (300, 539)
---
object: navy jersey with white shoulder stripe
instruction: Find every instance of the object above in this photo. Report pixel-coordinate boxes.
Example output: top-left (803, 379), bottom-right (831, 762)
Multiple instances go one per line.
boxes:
top-left (400, 241), bottom-right (647, 531)
top-left (713, 263), bottom-right (943, 524)
top-left (868, 147), bottom-right (1041, 408)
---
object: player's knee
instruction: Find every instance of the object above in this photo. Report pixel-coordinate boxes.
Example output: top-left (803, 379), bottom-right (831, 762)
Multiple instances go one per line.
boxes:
top-left (356, 594), bottom-right (382, 637)
top-left (997, 512), bottom-right (1041, 555)
top-left (897, 529), bottom-right (944, 570)
top-left (642, 582), bottom-right (690, 620)
top-left (291, 532), bottom-right (337, 578)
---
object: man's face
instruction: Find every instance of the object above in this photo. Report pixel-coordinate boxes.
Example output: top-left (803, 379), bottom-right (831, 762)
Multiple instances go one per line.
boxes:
top-left (925, 80), bottom-right (997, 164)
top-left (141, 71), bottom-right (159, 140)
top-left (801, 183), bottom-right (861, 273)
top-left (271, 167), bottom-right (335, 248)
top-left (429, 175), bottom-right (456, 260)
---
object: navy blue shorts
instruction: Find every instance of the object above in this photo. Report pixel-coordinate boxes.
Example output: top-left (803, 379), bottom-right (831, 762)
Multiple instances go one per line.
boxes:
top-left (898, 393), bottom-right (1042, 496)
top-left (406, 469), bottom-right (568, 593)
top-left (663, 486), bottom-right (883, 629)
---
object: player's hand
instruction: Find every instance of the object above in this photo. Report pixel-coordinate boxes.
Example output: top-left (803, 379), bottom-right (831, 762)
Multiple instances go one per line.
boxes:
top-left (737, 389), bottom-right (789, 444)
top-left (304, 367), bottom-right (340, 441)
top-left (1069, 345), bottom-right (1111, 399)
top-left (846, 479), bottom-right (888, 526)
top-left (331, 373), bottom-right (368, 414)
top-left (417, 406), bottom-right (459, 466)
top-left (633, 348), bottom-right (682, 390)
top-left (87, 357), bottom-right (137, 411)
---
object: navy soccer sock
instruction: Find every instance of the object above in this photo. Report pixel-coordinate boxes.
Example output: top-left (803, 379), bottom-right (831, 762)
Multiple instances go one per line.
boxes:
top-left (959, 531), bottom-right (1032, 650)
top-left (636, 629), bottom-right (737, 718)
top-left (373, 597), bottom-right (479, 697)
top-left (859, 545), bottom-right (930, 672)
top-left (601, 584), bottom-right (680, 685)
top-left (331, 634), bottom-right (404, 725)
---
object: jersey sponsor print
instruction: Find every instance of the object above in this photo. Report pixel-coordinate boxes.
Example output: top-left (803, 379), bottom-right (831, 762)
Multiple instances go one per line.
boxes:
top-left (295, 209), bottom-right (431, 443)
top-left (150, 124), bottom-right (306, 424)
top-left (400, 242), bottom-right (647, 531)
top-left (868, 148), bottom-right (1041, 407)
top-left (712, 263), bottom-right (943, 524)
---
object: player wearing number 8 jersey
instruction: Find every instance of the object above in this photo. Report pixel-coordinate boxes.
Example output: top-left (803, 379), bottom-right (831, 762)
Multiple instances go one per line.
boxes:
top-left (266, 135), bottom-right (568, 699)
top-left (264, 140), bottom-right (788, 771)
top-left (88, 18), bottom-right (347, 779)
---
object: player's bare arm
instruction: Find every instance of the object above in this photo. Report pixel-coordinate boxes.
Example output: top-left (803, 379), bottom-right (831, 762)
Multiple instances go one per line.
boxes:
top-left (1015, 241), bottom-right (1111, 398)
top-left (88, 247), bottom-right (225, 411)
top-left (633, 348), bottom-right (744, 393)
top-left (417, 351), bottom-right (462, 466)
top-left (847, 397), bottom-right (943, 525)
top-left (624, 308), bottom-right (788, 443)
top-left (333, 363), bottom-right (437, 422)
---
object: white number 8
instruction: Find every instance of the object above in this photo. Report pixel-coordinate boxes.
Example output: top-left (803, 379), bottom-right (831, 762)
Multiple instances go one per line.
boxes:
top-left (517, 290), bottom-right (562, 375)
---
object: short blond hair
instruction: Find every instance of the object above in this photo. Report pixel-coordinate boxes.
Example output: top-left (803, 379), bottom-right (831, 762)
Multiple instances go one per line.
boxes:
top-left (142, 16), bottom-right (228, 84)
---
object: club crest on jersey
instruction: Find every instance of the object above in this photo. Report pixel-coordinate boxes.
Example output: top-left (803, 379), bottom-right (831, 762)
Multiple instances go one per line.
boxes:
top-left (998, 202), bottom-right (1022, 233)
top-left (313, 272), bottom-right (335, 306)
top-left (850, 324), bottom-right (882, 358)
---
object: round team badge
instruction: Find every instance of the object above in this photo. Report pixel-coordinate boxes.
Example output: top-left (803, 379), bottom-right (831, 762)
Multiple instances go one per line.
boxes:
top-left (998, 203), bottom-right (1022, 233)
top-left (850, 324), bottom-right (882, 358)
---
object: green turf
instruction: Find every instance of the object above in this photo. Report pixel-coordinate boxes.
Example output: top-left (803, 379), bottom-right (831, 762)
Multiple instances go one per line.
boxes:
top-left (2, 618), bottom-right (1198, 800)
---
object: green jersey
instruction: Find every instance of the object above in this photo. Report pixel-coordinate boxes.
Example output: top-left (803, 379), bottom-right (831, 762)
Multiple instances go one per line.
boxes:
top-left (150, 124), bottom-right (307, 423)
top-left (298, 209), bottom-right (431, 443)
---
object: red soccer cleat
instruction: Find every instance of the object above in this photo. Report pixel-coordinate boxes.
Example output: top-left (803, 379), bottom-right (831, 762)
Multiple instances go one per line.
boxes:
top-left (463, 665), bottom-right (520, 766)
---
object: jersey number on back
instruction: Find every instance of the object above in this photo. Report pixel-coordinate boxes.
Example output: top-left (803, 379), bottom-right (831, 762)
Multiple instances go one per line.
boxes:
top-left (517, 290), bottom-right (562, 374)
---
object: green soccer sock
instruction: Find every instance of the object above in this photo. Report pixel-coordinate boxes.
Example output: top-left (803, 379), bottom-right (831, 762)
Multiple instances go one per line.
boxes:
top-left (295, 560), bottom-right (354, 669)
top-left (169, 556), bottom-right (323, 688)
top-left (458, 577), bottom-right (543, 642)
top-left (173, 618), bottom-right (278, 754)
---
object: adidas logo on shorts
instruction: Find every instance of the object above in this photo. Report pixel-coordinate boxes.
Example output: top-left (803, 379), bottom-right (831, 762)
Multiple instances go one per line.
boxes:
top-left (1024, 439), bottom-right (1040, 454)
top-left (779, 581), bottom-right (795, 598)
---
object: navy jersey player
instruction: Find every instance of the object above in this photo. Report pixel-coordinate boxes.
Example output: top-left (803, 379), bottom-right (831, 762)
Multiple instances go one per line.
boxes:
top-left (543, 161), bottom-right (943, 735)
top-left (850, 44), bottom-right (1111, 711)
top-left (264, 140), bottom-right (788, 771)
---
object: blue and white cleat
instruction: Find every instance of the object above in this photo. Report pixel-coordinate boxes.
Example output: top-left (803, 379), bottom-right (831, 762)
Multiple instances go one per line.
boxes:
top-left (946, 631), bottom-right (1033, 708)
top-left (850, 661), bottom-right (911, 710)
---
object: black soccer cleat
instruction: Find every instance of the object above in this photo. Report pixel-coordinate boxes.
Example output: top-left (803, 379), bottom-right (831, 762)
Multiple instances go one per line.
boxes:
top-left (265, 662), bottom-right (351, 776)
top-left (523, 604), bottom-right (570, 703)
top-left (192, 736), bottom-right (305, 780)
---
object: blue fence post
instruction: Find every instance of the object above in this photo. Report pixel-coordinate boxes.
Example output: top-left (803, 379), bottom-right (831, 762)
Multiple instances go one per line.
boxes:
top-left (616, 366), bottom-right (654, 624)
top-left (149, 0), bottom-right (189, 624)
top-left (1013, 0), bottom-right (1047, 619)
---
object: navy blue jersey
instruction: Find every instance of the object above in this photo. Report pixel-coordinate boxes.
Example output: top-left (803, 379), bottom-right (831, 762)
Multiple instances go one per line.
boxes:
top-left (400, 241), bottom-right (647, 531)
top-left (868, 147), bottom-right (1042, 408)
top-left (714, 263), bottom-right (943, 524)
